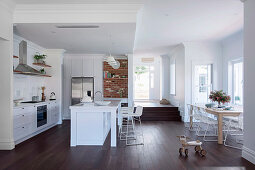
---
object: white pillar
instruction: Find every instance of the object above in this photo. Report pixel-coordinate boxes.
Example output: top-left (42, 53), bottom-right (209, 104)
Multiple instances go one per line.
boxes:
top-left (160, 55), bottom-right (170, 100)
top-left (128, 54), bottom-right (134, 107)
top-left (44, 49), bottom-right (66, 124)
top-left (0, 1), bottom-right (15, 150)
top-left (242, 0), bottom-right (255, 165)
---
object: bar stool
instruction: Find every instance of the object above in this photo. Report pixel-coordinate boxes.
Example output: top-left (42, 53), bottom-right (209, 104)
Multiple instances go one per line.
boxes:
top-left (122, 106), bottom-right (144, 146)
top-left (118, 103), bottom-right (135, 139)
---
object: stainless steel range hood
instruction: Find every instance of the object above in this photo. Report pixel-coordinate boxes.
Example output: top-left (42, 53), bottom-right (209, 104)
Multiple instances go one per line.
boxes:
top-left (14, 40), bottom-right (41, 75)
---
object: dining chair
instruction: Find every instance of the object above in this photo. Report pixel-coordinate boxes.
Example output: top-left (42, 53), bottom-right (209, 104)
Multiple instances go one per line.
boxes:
top-left (223, 113), bottom-right (243, 149)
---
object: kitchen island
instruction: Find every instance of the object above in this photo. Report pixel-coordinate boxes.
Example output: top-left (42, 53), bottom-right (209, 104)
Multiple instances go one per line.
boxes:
top-left (69, 100), bottom-right (121, 147)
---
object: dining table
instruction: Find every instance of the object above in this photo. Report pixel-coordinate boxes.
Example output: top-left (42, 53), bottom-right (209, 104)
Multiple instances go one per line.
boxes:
top-left (188, 104), bottom-right (243, 144)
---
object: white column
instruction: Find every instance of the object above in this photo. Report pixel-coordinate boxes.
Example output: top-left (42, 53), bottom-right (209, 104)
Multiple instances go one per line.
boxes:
top-left (242, 0), bottom-right (255, 165)
top-left (44, 49), bottom-right (66, 124)
top-left (160, 55), bottom-right (170, 100)
top-left (128, 54), bottom-right (134, 107)
top-left (0, 1), bottom-right (15, 150)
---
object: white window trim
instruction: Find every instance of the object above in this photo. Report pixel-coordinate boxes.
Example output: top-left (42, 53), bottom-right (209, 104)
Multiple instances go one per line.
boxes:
top-left (228, 58), bottom-right (243, 105)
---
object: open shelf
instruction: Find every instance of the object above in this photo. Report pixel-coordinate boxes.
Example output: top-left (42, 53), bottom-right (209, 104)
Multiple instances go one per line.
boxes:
top-left (33, 63), bottom-right (52, 67)
top-left (104, 78), bottom-right (128, 80)
top-left (13, 56), bottom-right (19, 58)
top-left (14, 70), bottom-right (52, 77)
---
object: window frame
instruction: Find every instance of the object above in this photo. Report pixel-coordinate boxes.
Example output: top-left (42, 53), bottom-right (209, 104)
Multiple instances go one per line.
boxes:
top-left (229, 58), bottom-right (243, 105)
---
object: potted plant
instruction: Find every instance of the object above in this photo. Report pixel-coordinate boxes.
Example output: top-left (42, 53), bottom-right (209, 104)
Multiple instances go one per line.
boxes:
top-left (34, 52), bottom-right (47, 63)
top-left (209, 90), bottom-right (231, 108)
top-left (40, 68), bottom-right (46, 74)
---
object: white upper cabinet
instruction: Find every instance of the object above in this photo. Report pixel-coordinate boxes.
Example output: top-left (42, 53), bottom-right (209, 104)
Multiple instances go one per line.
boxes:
top-left (71, 56), bottom-right (83, 77)
top-left (94, 56), bottom-right (103, 96)
top-left (83, 56), bottom-right (94, 77)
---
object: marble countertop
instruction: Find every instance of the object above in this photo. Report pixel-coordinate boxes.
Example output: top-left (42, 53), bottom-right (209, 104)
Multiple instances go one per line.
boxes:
top-left (13, 100), bottom-right (58, 109)
top-left (69, 100), bottom-right (121, 110)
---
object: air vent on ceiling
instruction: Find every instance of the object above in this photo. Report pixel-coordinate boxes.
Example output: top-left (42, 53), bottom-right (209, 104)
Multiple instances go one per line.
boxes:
top-left (56, 25), bottom-right (100, 29)
top-left (141, 57), bottom-right (154, 63)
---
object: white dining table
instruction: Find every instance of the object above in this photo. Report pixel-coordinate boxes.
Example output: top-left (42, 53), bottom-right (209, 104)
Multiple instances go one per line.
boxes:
top-left (188, 104), bottom-right (242, 144)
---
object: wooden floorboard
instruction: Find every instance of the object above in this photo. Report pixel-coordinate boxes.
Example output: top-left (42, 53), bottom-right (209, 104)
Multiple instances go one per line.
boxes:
top-left (0, 120), bottom-right (254, 170)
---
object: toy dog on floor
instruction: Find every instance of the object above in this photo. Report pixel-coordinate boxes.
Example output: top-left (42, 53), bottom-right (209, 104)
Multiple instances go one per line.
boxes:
top-left (177, 135), bottom-right (207, 157)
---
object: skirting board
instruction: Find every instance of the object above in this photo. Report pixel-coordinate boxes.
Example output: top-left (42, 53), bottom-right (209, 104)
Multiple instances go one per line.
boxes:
top-left (0, 141), bottom-right (15, 150)
top-left (242, 146), bottom-right (255, 165)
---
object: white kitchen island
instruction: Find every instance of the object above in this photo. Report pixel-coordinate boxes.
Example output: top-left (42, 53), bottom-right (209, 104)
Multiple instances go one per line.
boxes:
top-left (69, 100), bottom-right (121, 147)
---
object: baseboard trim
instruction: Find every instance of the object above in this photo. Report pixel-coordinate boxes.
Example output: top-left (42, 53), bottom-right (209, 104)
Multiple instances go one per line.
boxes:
top-left (15, 123), bottom-right (58, 145)
top-left (0, 141), bottom-right (15, 150)
top-left (242, 146), bottom-right (255, 165)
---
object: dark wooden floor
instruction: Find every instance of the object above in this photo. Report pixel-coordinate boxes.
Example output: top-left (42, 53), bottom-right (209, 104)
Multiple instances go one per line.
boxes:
top-left (0, 121), bottom-right (254, 170)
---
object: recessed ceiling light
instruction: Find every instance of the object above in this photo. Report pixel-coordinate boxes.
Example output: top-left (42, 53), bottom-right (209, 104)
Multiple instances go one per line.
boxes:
top-left (56, 25), bottom-right (100, 29)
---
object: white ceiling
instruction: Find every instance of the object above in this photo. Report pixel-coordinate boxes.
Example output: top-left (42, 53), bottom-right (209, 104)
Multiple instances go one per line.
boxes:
top-left (13, 0), bottom-right (144, 4)
top-left (14, 23), bottom-right (136, 55)
top-left (13, 0), bottom-right (244, 55)
top-left (134, 0), bottom-right (243, 53)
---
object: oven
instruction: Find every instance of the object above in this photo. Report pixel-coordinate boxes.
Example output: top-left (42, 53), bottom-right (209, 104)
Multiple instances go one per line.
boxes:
top-left (37, 105), bottom-right (47, 127)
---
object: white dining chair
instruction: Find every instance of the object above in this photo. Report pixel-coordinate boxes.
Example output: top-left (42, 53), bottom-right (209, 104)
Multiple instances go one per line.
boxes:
top-left (223, 113), bottom-right (243, 149)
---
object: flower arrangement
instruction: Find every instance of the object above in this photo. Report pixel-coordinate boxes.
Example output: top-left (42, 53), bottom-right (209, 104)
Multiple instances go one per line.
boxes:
top-left (209, 90), bottom-right (231, 107)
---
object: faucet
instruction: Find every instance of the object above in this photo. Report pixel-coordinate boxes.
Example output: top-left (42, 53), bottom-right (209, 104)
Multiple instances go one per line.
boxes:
top-left (95, 91), bottom-right (103, 101)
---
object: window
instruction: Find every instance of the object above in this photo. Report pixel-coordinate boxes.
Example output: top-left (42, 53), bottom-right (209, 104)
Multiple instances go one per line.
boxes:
top-left (231, 60), bottom-right (243, 105)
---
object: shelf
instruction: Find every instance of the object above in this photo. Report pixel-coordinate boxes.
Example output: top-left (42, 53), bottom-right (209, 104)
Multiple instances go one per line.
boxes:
top-left (14, 70), bottom-right (52, 77)
top-left (104, 78), bottom-right (128, 80)
top-left (33, 63), bottom-right (52, 67)
top-left (13, 56), bottom-right (19, 58)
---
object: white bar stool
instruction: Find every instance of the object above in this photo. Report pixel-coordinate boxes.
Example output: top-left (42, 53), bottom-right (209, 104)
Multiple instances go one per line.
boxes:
top-left (122, 106), bottom-right (144, 146)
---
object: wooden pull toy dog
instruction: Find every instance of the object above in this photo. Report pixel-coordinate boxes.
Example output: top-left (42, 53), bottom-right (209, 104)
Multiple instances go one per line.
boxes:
top-left (177, 135), bottom-right (207, 157)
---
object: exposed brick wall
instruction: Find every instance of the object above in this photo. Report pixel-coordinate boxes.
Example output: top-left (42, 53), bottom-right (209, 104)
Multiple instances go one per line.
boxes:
top-left (103, 59), bottom-right (128, 98)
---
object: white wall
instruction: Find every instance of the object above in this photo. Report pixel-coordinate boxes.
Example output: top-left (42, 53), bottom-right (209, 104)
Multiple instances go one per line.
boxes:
top-left (242, 0), bottom-right (255, 165)
top-left (183, 42), bottom-right (222, 121)
top-left (166, 42), bottom-right (222, 121)
top-left (221, 31), bottom-right (243, 93)
top-left (161, 55), bottom-right (170, 100)
top-left (169, 44), bottom-right (185, 119)
top-left (13, 34), bottom-right (46, 101)
top-left (0, 1), bottom-right (14, 150)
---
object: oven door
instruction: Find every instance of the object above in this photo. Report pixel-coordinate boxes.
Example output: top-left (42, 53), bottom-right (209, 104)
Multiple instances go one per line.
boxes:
top-left (37, 105), bottom-right (47, 127)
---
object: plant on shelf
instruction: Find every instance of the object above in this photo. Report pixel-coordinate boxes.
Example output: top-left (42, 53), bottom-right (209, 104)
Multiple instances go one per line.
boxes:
top-left (40, 68), bottom-right (46, 74)
top-left (118, 88), bottom-right (125, 98)
top-left (209, 90), bottom-right (231, 107)
top-left (34, 52), bottom-right (47, 64)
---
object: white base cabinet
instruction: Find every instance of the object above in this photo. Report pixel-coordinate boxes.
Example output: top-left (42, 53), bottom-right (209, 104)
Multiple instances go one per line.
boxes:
top-left (13, 101), bottom-right (60, 145)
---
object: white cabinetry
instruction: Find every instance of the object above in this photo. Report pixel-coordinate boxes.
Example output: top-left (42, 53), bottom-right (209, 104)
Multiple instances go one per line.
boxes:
top-left (70, 55), bottom-right (103, 96)
top-left (83, 56), bottom-right (94, 77)
top-left (13, 101), bottom-right (60, 145)
top-left (13, 106), bottom-right (36, 141)
top-left (71, 56), bottom-right (83, 77)
top-left (49, 101), bottom-right (60, 124)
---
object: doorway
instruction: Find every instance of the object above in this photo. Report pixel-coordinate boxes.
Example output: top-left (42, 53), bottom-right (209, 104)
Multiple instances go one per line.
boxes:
top-left (134, 65), bottom-right (155, 100)
top-left (192, 64), bottom-right (213, 104)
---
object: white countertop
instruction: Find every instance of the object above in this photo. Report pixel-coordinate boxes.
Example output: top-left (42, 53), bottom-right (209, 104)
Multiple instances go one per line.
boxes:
top-left (13, 100), bottom-right (58, 108)
top-left (69, 100), bottom-right (121, 110)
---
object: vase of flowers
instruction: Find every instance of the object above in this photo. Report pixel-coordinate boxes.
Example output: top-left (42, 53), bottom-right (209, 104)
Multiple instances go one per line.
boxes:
top-left (209, 90), bottom-right (231, 108)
